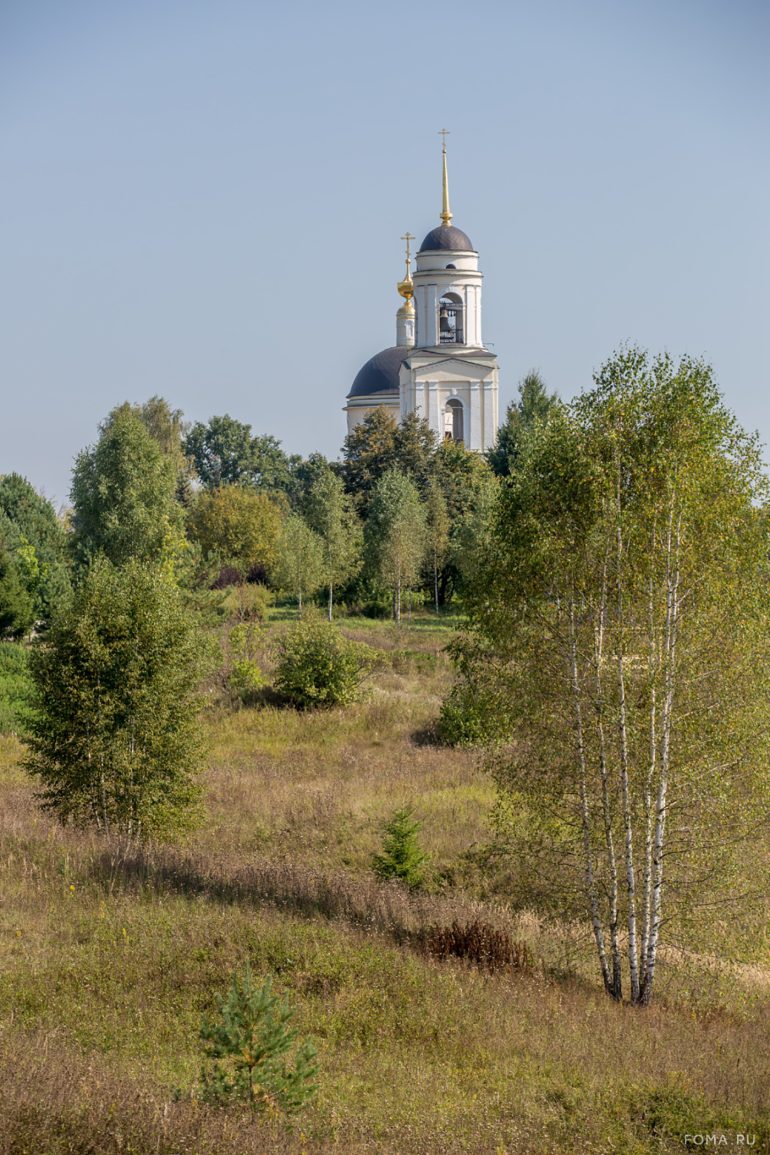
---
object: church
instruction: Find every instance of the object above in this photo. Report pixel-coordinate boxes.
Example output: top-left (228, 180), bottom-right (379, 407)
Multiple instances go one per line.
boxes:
top-left (344, 137), bottom-right (499, 451)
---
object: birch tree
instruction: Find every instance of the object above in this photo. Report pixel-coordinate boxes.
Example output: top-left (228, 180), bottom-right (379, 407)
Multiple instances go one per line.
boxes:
top-left (467, 349), bottom-right (770, 1004)
top-left (305, 468), bottom-right (362, 620)
top-left (365, 469), bottom-right (427, 623)
top-left (272, 514), bottom-right (324, 612)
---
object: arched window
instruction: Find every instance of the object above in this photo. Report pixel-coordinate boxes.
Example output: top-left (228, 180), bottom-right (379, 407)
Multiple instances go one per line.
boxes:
top-left (444, 398), bottom-right (464, 444)
top-left (438, 291), bottom-right (464, 345)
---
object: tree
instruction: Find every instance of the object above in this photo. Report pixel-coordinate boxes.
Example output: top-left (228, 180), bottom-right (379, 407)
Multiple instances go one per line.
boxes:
top-left (341, 410), bottom-right (439, 514)
top-left (0, 547), bottom-right (35, 639)
top-left (184, 415), bottom-right (256, 488)
top-left (188, 485), bottom-right (283, 581)
top-left (305, 467), bottom-right (362, 620)
top-left (340, 409), bottom-right (399, 512)
top-left (271, 514), bottom-right (324, 612)
top-left (199, 967), bottom-right (318, 1114)
top-left (25, 558), bottom-right (208, 839)
top-left (424, 477), bottom-right (449, 613)
top-left (184, 415), bottom-right (295, 496)
top-left (134, 396), bottom-right (193, 501)
top-left (365, 469), bottom-right (426, 623)
top-left (431, 441), bottom-right (498, 605)
top-left (273, 617), bottom-right (374, 708)
top-left (464, 350), bottom-right (770, 1005)
top-left (372, 806), bottom-right (427, 888)
top-left (0, 473), bottom-right (70, 623)
top-left (487, 370), bottom-right (559, 477)
top-left (70, 404), bottom-right (183, 568)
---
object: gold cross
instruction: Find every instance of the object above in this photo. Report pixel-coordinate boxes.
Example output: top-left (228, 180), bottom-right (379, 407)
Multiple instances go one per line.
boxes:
top-left (401, 231), bottom-right (415, 263)
top-left (438, 128), bottom-right (450, 151)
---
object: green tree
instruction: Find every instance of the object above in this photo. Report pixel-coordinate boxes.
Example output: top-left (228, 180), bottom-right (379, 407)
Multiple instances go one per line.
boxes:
top-left (464, 349), bottom-right (770, 1004)
top-left (487, 370), bottom-right (559, 477)
top-left (372, 806), bottom-right (427, 888)
top-left (0, 473), bottom-right (70, 623)
top-left (0, 547), bottom-right (35, 639)
top-left (185, 415), bottom-right (295, 496)
top-left (340, 409), bottom-right (399, 511)
top-left (134, 396), bottom-right (193, 501)
top-left (365, 469), bottom-right (426, 623)
top-left (431, 440), bottom-right (498, 605)
top-left (305, 467), bottom-right (363, 620)
top-left (393, 412), bottom-right (439, 493)
top-left (25, 558), bottom-right (207, 839)
top-left (199, 967), bottom-right (318, 1114)
top-left (188, 485), bottom-right (283, 581)
top-left (424, 477), bottom-right (449, 613)
top-left (71, 404), bottom-right (183, 568)
top-left (271, 513), bottom-right (324, 612)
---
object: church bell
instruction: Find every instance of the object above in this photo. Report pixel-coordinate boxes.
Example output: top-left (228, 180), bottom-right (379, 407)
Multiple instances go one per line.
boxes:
top-left (439, 305), bottom-right (451, 333)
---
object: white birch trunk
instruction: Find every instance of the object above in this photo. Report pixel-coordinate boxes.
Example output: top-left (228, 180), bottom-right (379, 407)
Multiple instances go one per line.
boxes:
top-left (569, 599), bottom-right (613, 995)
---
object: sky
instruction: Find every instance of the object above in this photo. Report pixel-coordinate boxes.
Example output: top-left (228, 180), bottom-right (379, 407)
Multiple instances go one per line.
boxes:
top-left (1, 0), bottom-right (769, 506)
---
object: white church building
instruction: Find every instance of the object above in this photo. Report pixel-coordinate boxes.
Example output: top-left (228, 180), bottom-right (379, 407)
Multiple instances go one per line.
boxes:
top-left (344, 139), bottom-right (499, 452)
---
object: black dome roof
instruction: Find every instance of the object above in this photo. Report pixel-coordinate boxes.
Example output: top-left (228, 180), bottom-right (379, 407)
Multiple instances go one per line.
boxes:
top-left (348, 345), bottom-right (410, 399)
top-left (419, 224), bottom-right (474, 252)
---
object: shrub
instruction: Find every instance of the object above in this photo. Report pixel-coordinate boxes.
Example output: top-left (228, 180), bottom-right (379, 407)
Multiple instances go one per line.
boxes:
top-left (226, 622), bottom-right (265, 705)
top-left (418, 920), bottom-right (533, 974)
top-left (273, 618), bottom-right (373, 709)
top-left (199, 967), bottom-right (318, 1115)
top-left (438, 636), bottom-right (516, 747)
top-left (372, 806), bottom-right (427, 889)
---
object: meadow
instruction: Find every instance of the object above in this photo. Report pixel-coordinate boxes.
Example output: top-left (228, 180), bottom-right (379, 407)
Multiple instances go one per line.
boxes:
top-left (0, 618), bottom-right (768, 1154)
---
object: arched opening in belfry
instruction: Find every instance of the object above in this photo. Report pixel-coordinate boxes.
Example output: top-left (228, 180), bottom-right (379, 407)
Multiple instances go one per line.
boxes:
top-left (438, 291), bottom-right (464, 344)
top-left (444, 398), bottom-right (464, 444)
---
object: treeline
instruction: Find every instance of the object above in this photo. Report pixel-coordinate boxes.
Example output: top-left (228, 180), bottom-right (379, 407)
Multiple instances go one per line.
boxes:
top-left (1, 376), bottom-right (553, 632)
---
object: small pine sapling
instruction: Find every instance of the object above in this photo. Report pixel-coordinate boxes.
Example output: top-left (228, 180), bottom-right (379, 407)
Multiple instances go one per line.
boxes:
top-left (199, 966), bottom-right (318, 1115)
top-left (372, 806), bottom-right (427, 888)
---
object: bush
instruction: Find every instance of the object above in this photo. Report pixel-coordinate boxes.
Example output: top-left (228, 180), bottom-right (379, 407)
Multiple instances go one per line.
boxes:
top-left (438, 636), bottom-right (516, 747)
top-left (0, 641), bottom-right (35, 735)
top-left (372, 806), bottom-right (427, 889)
top-left (418, 920), bottom-right (533, 974)
top-left (273, 618), bottom-right (373, 709)
top-left (199, 967), bottom-right (318, 1115)
top-left (226, 622), bottom-right (265, 705)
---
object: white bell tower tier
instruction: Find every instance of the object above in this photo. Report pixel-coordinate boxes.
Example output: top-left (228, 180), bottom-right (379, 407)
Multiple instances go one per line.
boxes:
top-left (399, 134), bottom-right (499, 451)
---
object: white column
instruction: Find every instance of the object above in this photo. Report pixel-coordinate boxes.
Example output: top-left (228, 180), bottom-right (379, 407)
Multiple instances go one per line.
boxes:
top-left (428, 381), bottom-right (440, 437)
top-left (470, 382), bottom-right (481, 450)
top-left (483, 381), bottom-right (495, 450)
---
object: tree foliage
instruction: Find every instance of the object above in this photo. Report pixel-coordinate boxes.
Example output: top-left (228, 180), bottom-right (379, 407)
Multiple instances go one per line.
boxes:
top-left (365, 469), bottom-right (426, 622)
top-left (304, 467), bottom-right (362, 620)
top-left (0, 473), bottom-right (70, 623)
top-left (487, 370), bottom-right (559, 477)
top-left (0, 547), bottom-right (35, 639)
top-left (199, 967), bottom-right (318, 1114)
top-left (372, 806), bottom-right (427, 888)
top-left (273, 617), bottom-right (374, 709)
top-left (188, 485), bottom-right (283, 581)
top-left (185, 415), bottom-right (296, 496)
top-left (271, 513), bottom-right (324, 612)
top-left (461, 349), bottom-right (770, 1003)
top-left (70, 404), bottom-right (183, 568)
top-left (25, 558), bottom-right (208, 839)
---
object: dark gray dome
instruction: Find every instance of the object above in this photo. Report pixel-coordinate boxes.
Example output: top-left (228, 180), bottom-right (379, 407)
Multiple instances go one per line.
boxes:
top-left (348, 345), bottom-right (410, 399)
top-left (419, 224), bottom-right (474, 252)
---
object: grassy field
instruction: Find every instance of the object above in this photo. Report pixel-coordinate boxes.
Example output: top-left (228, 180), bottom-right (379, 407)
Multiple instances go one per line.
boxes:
top-left (0, 614), bottom-right (768, 1154)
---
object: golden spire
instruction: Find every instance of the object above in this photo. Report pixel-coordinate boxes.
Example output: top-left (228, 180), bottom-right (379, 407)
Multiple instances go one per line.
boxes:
top-left (397, 231), bottom-right (415, 311)
top-left (439, 128), bottom-right (452, 226)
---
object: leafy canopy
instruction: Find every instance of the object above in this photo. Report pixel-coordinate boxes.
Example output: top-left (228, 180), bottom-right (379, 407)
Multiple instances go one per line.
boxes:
top-left (25, 558), bottom-right (209, 839)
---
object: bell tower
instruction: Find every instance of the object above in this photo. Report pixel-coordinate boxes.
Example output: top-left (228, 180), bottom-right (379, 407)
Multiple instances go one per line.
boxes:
top-left (398, 134), bottom-right (499, 451)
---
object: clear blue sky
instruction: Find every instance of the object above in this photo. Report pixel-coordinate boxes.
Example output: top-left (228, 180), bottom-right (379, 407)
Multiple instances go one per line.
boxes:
top-left (2, 0), bottom-right (768, 505)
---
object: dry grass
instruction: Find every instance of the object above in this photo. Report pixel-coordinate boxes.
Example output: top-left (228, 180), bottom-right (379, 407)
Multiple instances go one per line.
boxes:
top-left (0, 616), bottom-right (768, 1154)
